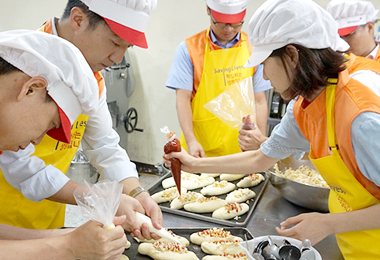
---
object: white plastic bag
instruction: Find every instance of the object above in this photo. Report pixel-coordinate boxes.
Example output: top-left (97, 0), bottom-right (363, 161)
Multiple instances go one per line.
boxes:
top-left (203, 77), bottom-right (256, 130)
top-left (74, 179), bottom-right (123, 229)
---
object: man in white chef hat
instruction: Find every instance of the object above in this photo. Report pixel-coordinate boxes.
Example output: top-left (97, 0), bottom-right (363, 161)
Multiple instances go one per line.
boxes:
top-left (0, 0), bottom-right (162, 241)
top-left (0, 29), bottom-right (128, 260)
top-left (327, 0), bottom-right (380, 61)
top-left (166, 0), bottom-right (272, 159)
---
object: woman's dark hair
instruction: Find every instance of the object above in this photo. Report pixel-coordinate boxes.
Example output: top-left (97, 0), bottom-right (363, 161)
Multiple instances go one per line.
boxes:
top-left (0, 57), bottom-right (21, 76)
top-left (61, 0), bottom-right (106, 30)
top-left (270, 44), bottom-right (347, 100)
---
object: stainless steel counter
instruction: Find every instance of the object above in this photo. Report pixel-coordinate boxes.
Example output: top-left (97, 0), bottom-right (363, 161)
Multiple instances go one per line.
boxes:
top-left (163, 183), bottom-right (344, 260)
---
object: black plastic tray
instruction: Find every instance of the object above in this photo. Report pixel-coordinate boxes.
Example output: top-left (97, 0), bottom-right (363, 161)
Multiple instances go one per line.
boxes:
top-left (123, 227), bottom-right (254, 259)
top-left (146, 171), bottom-right (268, 227)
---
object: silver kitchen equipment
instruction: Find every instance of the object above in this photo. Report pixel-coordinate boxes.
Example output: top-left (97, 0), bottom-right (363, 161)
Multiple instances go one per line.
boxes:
top-left (66, 150), bottom-right (99, 184)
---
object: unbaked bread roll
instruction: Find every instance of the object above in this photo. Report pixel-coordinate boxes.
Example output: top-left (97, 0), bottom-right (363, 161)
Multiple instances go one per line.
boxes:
top-left (212, 202), bottom-right (249, 220)
top-left (170, 191), bottom-right (204, 210)
top-left (236, 173), bottom-right (265, 188)
top-left (190, 228), bottom-right (243, 245)
top-left (151, 187), bottom-right (187, 203)
top-left (225, 188), bottom-right (256, 204)
top-left (125, 240), bottom-right (131, 249)
top-left (120, 254), bottom-right (129, 260)
top-left (201, 239), bottom-right (245, 255)
top-left (202, 253), bottom-right (248, 260)
top-left (200, 181), bottom-right (235, 196)
top-left (138, 242), bottom-right (199, 260)
top-left (184, 197), bottom-right (227, 213)
top-left (201, 173), bottom-right (221, 178)
top-left (162, 173), bottom-right (215, 190)
top-left (219, 174), bottom-right (246, 182)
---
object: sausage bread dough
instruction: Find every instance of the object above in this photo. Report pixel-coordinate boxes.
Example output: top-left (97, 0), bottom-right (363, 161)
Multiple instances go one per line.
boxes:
top-left (184, 197), bottom-right (227, 213)
top-left (138, 241), bottom-right (199, 260)
top-left (190, 228), bottom-right (243, 245)
top-left (120, 255), bottom-right (129, 260)
top-left (170, 191), bottom-right (204, 210)
top-left (202, 253), bottom-right (248, 260)
top-left (212, 202), bottom-right (249, 220)
top-left (201, 173), bottom-right (221, 178)
top-left (225, 188), bottom-right (256, 204)
top-left (134, 229), bottom-right (190, 246)
top-left (236, 173), bottom-right (265, 188)
top-left (151, 187), bottom-right (187, 203)
top-left (200, 181), bottom-right (236, 196)
top-left (125, 240), bottom-right (131, 249)
top-left (163, 172), bottom-right (215, 190)
top-left (219, 174), bottom-right (246, 182)
top-left (201, 240), bottom-right (245, 255)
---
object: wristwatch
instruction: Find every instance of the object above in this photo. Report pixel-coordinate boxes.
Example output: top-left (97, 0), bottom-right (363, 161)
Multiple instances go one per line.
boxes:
top-left (129, 186), bottom-right (149, 198)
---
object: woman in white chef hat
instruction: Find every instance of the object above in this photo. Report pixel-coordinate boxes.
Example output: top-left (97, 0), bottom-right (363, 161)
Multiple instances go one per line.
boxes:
top-left (0, 29), bottom-right (128, 259)
top-left (327, 0), bottom-right (380, 62)
top-left (164, 0), bottom-right (380, 258)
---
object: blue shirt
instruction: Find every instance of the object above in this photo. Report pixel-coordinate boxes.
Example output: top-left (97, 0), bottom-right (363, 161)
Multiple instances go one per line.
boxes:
top-left (166, 29), bottom-right (272, 93)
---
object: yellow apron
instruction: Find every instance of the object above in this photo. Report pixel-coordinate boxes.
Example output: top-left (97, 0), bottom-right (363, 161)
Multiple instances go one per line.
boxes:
top-left (310, 81), bottom-right (380, 259)
top-left (0, 115), bottom-right (88, 229)
top-left (180, 29), bottom-right (254, 157)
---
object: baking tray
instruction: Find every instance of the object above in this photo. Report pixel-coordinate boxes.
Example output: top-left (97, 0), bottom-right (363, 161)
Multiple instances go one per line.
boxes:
top-left (123, 227), bottom-right (254, 259)
top-left (146, 171), bottom-right (269, 227)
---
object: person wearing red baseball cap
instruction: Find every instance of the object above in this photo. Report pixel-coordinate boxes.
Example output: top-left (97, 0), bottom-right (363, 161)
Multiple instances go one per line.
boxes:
top-left (0, 29), bottom-right (128, 260)
top-left (0, 0), bottom-right (162, 242)
top-left (327, 0), bottom-right (380, 62)
top-left (166, 0), bottom-right (272, 159)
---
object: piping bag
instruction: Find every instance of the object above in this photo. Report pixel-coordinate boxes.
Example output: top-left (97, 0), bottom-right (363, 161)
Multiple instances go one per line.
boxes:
top-left (161, 126), bottom-right (182, 195)
top-left (73, 180), bottom-right (122, 230)
top-left (135, 212), bottom-right (180, 244)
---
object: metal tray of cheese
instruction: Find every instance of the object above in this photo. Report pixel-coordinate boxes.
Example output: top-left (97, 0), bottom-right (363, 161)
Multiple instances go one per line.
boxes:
top-left (123, 227), bottom-right (254, 259)
top-left (146, 171), bottom-right (269, 227)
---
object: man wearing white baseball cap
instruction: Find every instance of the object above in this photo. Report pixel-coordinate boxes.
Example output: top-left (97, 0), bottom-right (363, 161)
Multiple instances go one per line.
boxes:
top-left (163, 0), bottom-right (380, 258)
top-left (166, 0), bottom-right (272, 159)
top-left (0, 29), bottom-right (128, 260)
top-left (0, 0), bottom-right (162, 242)
top-left (327, 0), bottom-right (380, 62)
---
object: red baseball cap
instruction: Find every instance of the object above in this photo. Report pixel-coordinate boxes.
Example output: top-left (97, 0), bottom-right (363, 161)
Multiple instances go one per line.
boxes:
top-left (80, 0), bottom-right (157, 49)
top-left (46, 105), bottom-right (72, 144)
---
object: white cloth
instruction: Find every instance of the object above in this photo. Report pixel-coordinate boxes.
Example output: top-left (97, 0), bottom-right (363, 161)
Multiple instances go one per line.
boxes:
top-left (327, 0), bottom-right (379, 30)
top-left (0, 29), bottom-right (98, 124)
top-left (367, 44), bottom-right (379, 60)
top-left (244, 0), bottom-right (349, 68)
top-left (0, 86), bottom-right (138, 202)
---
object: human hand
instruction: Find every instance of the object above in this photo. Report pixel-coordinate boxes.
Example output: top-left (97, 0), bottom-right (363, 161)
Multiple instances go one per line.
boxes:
top-left (187, 140), bottom-right (205, 158)
top-left (275, 212), bottom-right (332, 246)
top-left (134, 191), bottom-right (163, 240)
top-left (69, 216), bottom-right (127, 260)
top-left (163, 147), bottom-right (197, 173)
top-left (116, 194), bottom-right (145, 233)
top-left (238, 124), bottom-right (268, 151)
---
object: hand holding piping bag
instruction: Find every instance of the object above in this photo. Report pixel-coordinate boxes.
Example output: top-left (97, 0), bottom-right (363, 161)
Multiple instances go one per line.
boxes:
top-left (161, 126), bottom-right (182, 195)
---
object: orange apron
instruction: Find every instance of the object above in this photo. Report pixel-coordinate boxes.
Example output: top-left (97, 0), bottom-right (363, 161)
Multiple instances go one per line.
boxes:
top-left (180, 29), bottom-right (254, 157)
top-left (309, 79), bottom-right (380, 259)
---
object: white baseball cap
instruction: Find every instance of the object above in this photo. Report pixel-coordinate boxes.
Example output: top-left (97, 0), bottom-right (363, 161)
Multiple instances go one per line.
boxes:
top-left (205, 0), bottom-right (248, 23)
top-left (245, 0), bottom-right (350, 68)
top-left (0, 30), bottom-right (99, 144)
top-left (327, 0), bottom-right (379, 37)
top-left (81, 0), bottom-right (157, 48)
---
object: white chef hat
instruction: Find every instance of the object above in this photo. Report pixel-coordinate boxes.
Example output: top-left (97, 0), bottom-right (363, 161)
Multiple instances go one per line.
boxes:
top-left (245, 0), bottom-right (350, 68)
top-left (0, 30), bottom-right (98, 144)
top-left (326, 0), bottom-right (379, 37)
top-left (80, 0), bottom-right (157, 48)
top-left (205, 0), bottom-right (248, 23)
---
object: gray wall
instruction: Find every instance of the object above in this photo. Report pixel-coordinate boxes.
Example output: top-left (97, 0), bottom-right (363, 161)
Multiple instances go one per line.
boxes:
top-left (1, 0), bottom-right (380, 165)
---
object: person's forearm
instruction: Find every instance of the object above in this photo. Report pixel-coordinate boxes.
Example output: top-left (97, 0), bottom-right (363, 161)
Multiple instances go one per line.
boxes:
top-left (176, 89), bottom-right (196, 143)
top-left (327, 203), bottom-right (380, 235)
top-left (47, 180), bottom-right (81, 204)
top-left (0, 224), bottom-right (72, 240)
top-left (0, 235), bottom-right (73, 260)
top-left (120, 177), bottom-right (144, 195)
top-left (192, 149), bottom-right (278, 174)
top-left (255, 91), bottom-right (268, 136)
